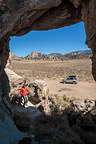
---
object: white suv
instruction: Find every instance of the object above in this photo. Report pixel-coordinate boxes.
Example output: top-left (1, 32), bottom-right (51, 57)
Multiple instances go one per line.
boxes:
top-left (61, 75), bottom-right (78, 84)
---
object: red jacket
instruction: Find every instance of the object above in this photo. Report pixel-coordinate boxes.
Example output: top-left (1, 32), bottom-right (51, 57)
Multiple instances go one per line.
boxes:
top-left (20, 87), bottom-right (29, 96)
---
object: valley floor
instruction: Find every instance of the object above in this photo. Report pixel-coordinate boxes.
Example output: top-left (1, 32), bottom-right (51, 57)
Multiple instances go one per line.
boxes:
top-left (10, 59), bottom-right (96, 100)
top-left (45, 80), bottom-right (96, 100)
top-left (11, 58), bottom-right (93, 81)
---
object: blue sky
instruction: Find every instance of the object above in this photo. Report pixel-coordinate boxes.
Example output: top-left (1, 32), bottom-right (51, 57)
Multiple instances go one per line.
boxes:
top-left (9, 22), bottom-right (89, 57)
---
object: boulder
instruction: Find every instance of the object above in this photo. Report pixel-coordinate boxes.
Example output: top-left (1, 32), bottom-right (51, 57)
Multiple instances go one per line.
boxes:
top-left (72, 100), bottom-right (86, 112)
top-left (84, 99), bottom-right (95, 110)
top-left (72, 99), bottom-right (95, 113)
top-left (28, 80), bottom-right (49, 105)
top-left (5, 68), bottom-right (24, 86)
top-left (5, 68), bottom-right (25, 98)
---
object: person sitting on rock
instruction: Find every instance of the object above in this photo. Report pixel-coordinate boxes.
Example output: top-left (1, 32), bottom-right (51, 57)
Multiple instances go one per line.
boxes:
top-left (20, 84), bottom-right (29, 107)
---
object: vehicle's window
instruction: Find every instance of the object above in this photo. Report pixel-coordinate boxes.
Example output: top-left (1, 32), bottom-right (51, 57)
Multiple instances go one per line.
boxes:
top-left (74, 77), bottom-right (77, 80)
top-left (69, 77), bottom-right (73, 80)
top-left (66, 76), bottom-right (77, 80)
top-left (67, 78), bottom-right (70, 80)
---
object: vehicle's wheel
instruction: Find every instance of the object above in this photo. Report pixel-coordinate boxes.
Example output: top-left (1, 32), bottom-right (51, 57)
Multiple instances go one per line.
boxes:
top-left (60, 81), bottom-right (64, 83)
top-left (73, 81), bottom-right (77, 84)
top-left (60, 80), bottom-right (64, 83)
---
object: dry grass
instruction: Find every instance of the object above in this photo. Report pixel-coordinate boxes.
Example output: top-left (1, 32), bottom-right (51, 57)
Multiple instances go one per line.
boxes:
top-left (11, 58), bottom-right (94, 81)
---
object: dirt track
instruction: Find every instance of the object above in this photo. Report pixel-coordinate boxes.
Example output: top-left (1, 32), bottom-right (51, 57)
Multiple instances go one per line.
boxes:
top-left (45, 80), bottom-right (96, 100)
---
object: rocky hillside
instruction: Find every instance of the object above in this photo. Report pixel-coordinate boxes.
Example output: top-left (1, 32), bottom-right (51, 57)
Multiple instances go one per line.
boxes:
top-left (8, 50), bottom-right (92, 62)
top-left (64, 50), bottom-right (92, 59)
top-left (9, 52), bottom-right (22, 61)
top-left (25, 50), bottom-right (92, 61)
top-left (6, 52), bottom-right (22, 68)
top-left (25, 51), bottom-right (64, 61)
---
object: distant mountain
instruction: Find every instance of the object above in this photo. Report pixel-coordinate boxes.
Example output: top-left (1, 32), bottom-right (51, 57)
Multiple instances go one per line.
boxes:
top-left (25, 51), bottom-right (64, 61)
top-left (64, 50), bottom-right (92, 59)
top-left (25, 50), bottom-right (92, 61)
top-left (49, 53), bottom-right (63, 56)
top-left (25, 51), bottom-right (49, 60)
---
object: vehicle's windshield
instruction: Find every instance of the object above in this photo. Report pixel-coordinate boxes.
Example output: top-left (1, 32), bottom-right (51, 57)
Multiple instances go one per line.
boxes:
top-left (67, 77), bottom-right (77, 80)
top-left (67, 77), bottom-right (73, 80)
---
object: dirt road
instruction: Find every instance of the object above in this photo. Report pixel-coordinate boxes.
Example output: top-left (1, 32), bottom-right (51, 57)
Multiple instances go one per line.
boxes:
top-left (45, 80), bottom-right (96, 100)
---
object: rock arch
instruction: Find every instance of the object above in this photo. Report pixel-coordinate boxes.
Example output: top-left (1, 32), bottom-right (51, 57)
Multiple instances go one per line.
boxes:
top-left (0, 0), bottom-right (96, 142)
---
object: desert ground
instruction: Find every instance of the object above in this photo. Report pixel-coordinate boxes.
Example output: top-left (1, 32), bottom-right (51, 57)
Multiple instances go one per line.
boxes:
top-left (10, 58), bottom-right (96, 100)
top-left (11, 59), bottom-right (93, 80)
top-left (45, 80), bottom-right (96, 100)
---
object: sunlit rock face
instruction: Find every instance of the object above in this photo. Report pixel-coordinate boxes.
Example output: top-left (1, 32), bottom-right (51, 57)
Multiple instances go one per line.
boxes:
top-left (0, 0), bottom-right (96, 143)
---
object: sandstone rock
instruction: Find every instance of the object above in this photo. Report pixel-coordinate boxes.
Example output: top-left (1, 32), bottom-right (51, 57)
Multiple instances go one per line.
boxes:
top-left (5, 68), bottom-right (24, 85)
top-left (72, 99), bottom-right (95, 113)
top-left (28, 80), bottom-right (49, 105)
top-left (5, 68), bottom-right (25, 97)
top-left (72, 100), bottom-right (86, 112)
top-left (84, 99), bottom-right (95, 108)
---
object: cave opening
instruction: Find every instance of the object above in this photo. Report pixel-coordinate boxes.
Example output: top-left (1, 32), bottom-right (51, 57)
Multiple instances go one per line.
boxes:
top-left (7, 22), bottom-right (95, 101)
top-left (9, 22), bottom-right (89, 57)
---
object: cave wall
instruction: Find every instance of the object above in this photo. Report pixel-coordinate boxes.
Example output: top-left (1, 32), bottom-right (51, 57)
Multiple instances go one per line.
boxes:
top-left (0, 0), bottom-right (96, 142)
top-left (81, 0), bottom-right (96, 81)
top-left (0, 0), bottom-right (96, 133)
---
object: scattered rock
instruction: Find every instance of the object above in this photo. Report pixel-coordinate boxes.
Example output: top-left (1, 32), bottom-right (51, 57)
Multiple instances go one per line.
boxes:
top-left (72, 99), bottom-right (95, 113)
top-left (84, 99), bottom-right (95, 111)
top-left (72, 100), bottom-right (86, 112)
